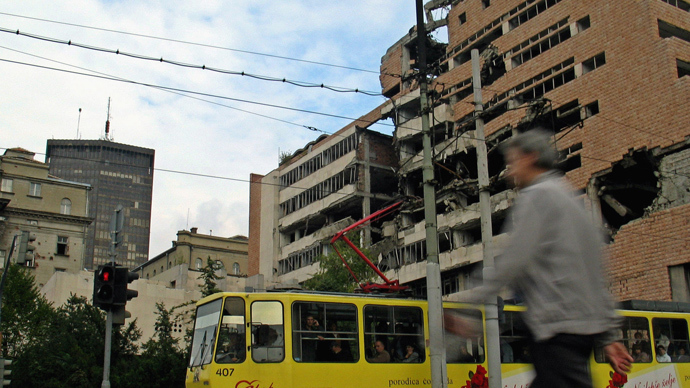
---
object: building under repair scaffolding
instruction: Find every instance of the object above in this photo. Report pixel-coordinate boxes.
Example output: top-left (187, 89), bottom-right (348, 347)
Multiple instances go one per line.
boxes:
top-left (249, 0), bottom-right (690, 303)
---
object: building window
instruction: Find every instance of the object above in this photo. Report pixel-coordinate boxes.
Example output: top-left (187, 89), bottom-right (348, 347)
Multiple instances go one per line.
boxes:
top-left (658, 19), bottom-right (690, 43)
top-left (196, 258), bottom-right (203, 269)
top-left (54, 268), bottom-right (66, 273)
top-left (27, 220), bottom-right (38, 226)
top-left (482, 0), bottom-right (491, 8)
top-left (1, 178), bottom-right (12, 193)
top-left (661, 0), bottom-right (690, 12)
top-left (582, 52), bottom-right (606, 74)
top-left (60, 198), bottom-right (72, 215)
top-left (57, 236), bottom-right (68, 256)
top-left (233, 262), bottom-right (241, 275)
top-left (29, 182), bottom-right (41, 197)
top-left (459, 12), bottom-right (467, 25)
top-left (678, 59), bottom-right (690, 78)
top-left (0, 250), bottom-right (5, 261)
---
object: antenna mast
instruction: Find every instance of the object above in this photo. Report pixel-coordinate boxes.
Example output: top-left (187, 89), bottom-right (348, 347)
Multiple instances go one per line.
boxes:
top-left (104, 98), bottom-right (111, 141)
top-left (76, 108), bottom-right (82, 139)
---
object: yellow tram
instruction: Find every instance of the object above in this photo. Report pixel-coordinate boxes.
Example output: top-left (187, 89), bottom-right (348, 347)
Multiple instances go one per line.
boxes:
top-left (186, 292), bottom-right (690, 388)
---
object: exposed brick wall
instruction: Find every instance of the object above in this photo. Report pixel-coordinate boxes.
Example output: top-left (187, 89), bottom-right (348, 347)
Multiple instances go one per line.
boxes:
top-left (605, 204), bottom-right (690, 301)
top-left (247, 173), bottom-right (263, 276)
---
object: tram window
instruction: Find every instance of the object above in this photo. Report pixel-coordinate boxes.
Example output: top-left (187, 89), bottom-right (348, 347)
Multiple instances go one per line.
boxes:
top-left (594, 316), bottom-right (650, 363)
top-left (444, 308), bottom-right (485, 364)
top-left (364, 305), bottom-right (425, 363)
top-left (292, 302), bottom-right (358, 363)
top-left (251, 301), bottom-right (284, 363)
top-left (499, 311), bottom-right (530, 363)
top-left (215, 297), bottom-right (246, 364)
top-left (190, 298), bottom-right (223, 368)
top-left (652, 318), bottom-right (689, 363)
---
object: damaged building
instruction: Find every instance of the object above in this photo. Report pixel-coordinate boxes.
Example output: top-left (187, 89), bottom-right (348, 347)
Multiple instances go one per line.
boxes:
top-left (249, 0), bottom-right (690, 302)
top-left (248, 107), bottom-right (398, 287)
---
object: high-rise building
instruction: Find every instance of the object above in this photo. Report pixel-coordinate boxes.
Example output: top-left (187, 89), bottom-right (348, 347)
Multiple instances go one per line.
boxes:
top-left (45, 140), bottom-right (155, 269)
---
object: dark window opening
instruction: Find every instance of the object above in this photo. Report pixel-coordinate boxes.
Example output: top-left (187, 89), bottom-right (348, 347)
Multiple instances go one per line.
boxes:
top-left (453, 27), bottom-right (503, 67)
top-left (576, 15), bottom-right (591, 32)
top-left (660, 0), bottom-right (690, 13)
top-left (482, 0), bottom-right (491, 9)
top-left (678, 59), bottom-right (690, 78)
top-left (585, 101), bottom-right (600, 117)
top-left (557, 153), bottom-right (581, 173)
top-left (658, 19), bottom-right (690, 43)
top-left (582, 52), bottom-right (606, 74)
top-left (459, 12), bottom-right (467, 25)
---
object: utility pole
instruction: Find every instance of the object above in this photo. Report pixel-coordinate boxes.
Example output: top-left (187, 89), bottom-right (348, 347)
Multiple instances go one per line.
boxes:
top-left (415, 1), bottom-right (448, 388)
top-left (471, 49), bottom-right (502, 388)
top-left (101, 205), bottom-right (124, 388)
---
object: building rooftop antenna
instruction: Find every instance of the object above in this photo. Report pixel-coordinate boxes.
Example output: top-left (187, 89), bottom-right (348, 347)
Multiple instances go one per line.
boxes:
top-left (76, 108), bottom-right (82, 139)
top-left (104, 97), bottom-right (112, 141)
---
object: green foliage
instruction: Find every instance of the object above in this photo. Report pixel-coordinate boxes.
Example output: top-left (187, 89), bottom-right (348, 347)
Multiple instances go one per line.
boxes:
top-left (121, 303), bottom-right (187, 388)
top-left (198, 257), bottom-right (223, 297)
top-left (302, 234), bottom-right (378, 293)
top-left (278, 150), bottom-right (293, 165)
top-left (0, 264), bottom-right (187, 388)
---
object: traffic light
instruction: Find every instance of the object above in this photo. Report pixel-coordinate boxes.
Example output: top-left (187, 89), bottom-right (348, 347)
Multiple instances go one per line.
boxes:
top-left (0, 358), bottom-right (12, 386)
top-left (16, 231), bottom-right (36, 265)
top-left (113, 267), bottom-right (139, 306)
top-left (93, 264), bottom-right (116, 310)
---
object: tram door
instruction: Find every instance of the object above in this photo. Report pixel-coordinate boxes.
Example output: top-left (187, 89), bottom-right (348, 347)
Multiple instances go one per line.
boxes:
top-left (248, 301), bottom-right (288, 384)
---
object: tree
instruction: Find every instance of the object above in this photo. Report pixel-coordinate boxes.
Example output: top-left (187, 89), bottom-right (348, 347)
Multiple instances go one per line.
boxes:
top-left (303, 234), bottom-right (378, 293)
top-left (0, 265), bottom-right (56, 358)
top-left (198, 257), bottom-right (223, 297)
top-left (115, 303), bottom-right (187, 388)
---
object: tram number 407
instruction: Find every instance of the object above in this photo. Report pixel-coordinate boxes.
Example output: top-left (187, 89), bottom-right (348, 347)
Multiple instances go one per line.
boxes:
top-left (216, 368), bottom-right (234, 377)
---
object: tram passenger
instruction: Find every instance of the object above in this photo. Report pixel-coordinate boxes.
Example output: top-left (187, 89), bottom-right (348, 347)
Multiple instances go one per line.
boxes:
top-left (367, 340), bottom-right (391, 363)
top-left (329, 341), bottom-right (352, 362)
top-left (656, 345), bottom-right (671, 363)
top-left (674, 346), bottom-right (690, 362)
top-left (402, 344), bottom-right (420, 363)
top-left (444, 129), bottom-right (633, 387)
top-left (632, 344), bottom-right (650, 363)
top-left (302, 315), bottom-right (323, 362)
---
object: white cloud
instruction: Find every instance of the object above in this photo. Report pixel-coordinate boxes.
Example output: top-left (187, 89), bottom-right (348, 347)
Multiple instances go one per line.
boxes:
top-left (0, 1), bottom-right (416, 258)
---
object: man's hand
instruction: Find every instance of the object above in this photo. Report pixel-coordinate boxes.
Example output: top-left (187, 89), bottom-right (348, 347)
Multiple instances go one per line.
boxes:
top-left (443, 311), bottom-right (481, 338)
top-left (605, 342), bottom-right (633, 375)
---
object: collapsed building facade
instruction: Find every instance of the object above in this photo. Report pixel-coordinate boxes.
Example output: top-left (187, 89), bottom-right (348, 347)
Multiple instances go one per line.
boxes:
top-left (250, 0), bottom-right (690, 302)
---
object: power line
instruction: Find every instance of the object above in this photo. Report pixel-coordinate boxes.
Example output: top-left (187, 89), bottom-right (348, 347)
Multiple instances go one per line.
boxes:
top-left (0, 26), bottom-right (384, 96)
top-left (0, 57), bottom-right (390, 125)
top-left (0, 44), bottom-right (334, 135)
top-left (0, 11), bottom-right (400, 77)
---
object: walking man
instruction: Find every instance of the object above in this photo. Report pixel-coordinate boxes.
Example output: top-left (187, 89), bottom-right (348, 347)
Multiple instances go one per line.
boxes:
top-left (445, 129), bottom-right (633, 387)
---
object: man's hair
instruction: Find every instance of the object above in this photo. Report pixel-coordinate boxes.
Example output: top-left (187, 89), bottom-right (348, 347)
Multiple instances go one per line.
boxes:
top-left (501, 128), bottom-right (558, 169)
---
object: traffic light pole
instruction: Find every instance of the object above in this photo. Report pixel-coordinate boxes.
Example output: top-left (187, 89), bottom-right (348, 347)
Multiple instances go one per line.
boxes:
top-left (101, 205), bottom-right (123, 388)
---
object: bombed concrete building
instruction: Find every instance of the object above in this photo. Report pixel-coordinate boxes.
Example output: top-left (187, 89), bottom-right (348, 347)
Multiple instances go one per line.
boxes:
top-left (375, 0), bottom-right (690, 301)
top-left (248, 108), bottom-right (399, 286)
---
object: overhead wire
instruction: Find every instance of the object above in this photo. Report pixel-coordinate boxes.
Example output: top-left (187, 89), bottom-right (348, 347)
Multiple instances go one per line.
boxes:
top-left (0, 26), bottom-right (384, 96)
top-left (0, 11), bottom-right (404, 79)
top-left (0, 45), bottom-right (333, 135)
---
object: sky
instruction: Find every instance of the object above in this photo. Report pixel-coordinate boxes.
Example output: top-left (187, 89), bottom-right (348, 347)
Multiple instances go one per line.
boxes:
top-left (0, 1), bottom-right (430, 258)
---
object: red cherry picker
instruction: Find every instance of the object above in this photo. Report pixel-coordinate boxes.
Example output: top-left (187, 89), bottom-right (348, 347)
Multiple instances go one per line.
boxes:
top-left (329, 201), bottom-right (409, 293)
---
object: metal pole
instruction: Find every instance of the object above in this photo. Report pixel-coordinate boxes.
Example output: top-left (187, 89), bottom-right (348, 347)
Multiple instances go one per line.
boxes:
top-left (471, 49), bottom-right (502, 388)
top-left (102, 206), bottom-right (122, 388)
top-left (101, 310), bottom-right (113, 388)
top-left (415, 1), bottom-right (448, 388)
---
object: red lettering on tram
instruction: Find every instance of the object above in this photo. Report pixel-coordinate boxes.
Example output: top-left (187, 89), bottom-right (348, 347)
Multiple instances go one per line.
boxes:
top-left (235, 380), bottom-right (275, 388)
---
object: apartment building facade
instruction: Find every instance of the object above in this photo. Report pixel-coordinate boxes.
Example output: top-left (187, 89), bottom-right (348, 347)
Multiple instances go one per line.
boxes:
top-left (376, 0), bottom-right (690, 301)
top-left (249, 120), bottom-right (399, 286)
top-left (0, 148), bottom-right (92, 287)
top-left (45, 139), bottom-right (155, 269)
